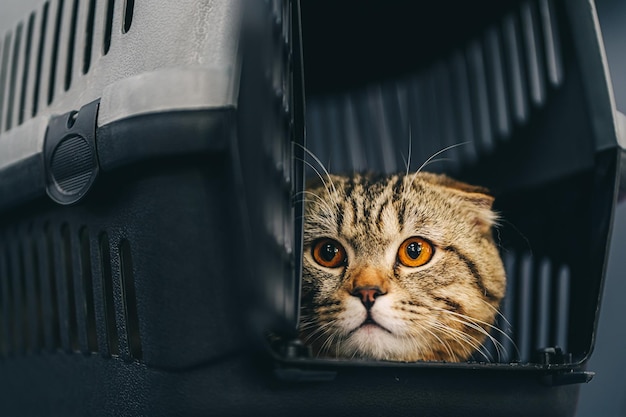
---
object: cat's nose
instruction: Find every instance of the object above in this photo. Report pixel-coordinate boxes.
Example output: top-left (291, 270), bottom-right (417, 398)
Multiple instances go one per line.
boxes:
top-left (351, 286), bottom-right (386, 310)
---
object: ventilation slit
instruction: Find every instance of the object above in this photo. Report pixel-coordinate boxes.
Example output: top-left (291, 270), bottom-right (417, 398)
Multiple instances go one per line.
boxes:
top-left (48, 0), bottom-right (64, 105)
top-left (17, 241), bottom-right (29, 353)
top-left (538, 0), bottom-right (563, 87)
top-left (515, 253), bottom-right (533, 362)
top-left (123, 0), bottom-right (134, 34)
top-left (79, 227), bottom-right (98, 353)
top-left (31, 238), bottom-right (45, 351)
top-left (0, 35), bottom-right (8, 131)
top-left (18, 14), bottom-right (35, 126)
top-left (119, 240), bottom-right (142, 360)
top-left (99, 233), bottom-right (119, 356)
top-left (32, 2), bottom-right (49, 117)
top-left (0, 245), bottom-right (9, 356)
top-left (466, 40), bottom-right (493, 153)
top-left (484, 27), bottom-right (511, 140)
top-left (500, 252), bottom-right (517, 362)
top-left (534, 258), bottom-right (552, 350)
top-left (450, 51), bottom-right (477, 163)
top-left (555, 265), bottom-right (570, 351)
top-left (343, 96), bottom-right (366, 171)
top-left (44, 224), bottom-right (62, 350)
top-left (502, 13), bottom-right (528, 124)
top-left (421, 70), bottom-right (442, 166)
top-left (64, 0), bottom-right (79, 91)
top-left (521, 1), bottom-right (546, 106)
top-left (61, 224), bottom-right (79, 352)
top-left (103, 0), bottom-right (115, 54)
top-left (6, 24), bottom-right (23, 132)
top-left (82, 0), bottom-right (96, 74)
top-left (436, 63), bottom-right (460, 167)
top-left (4, 245), bottom-right (16, 355)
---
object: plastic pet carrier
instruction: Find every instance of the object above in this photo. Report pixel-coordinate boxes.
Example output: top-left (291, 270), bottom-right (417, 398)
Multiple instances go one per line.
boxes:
top-left (0, 0), bottom-right (623, 416)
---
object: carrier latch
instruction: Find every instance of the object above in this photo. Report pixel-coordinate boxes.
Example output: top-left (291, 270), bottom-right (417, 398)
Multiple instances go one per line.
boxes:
top-left (44, 99), bottom-right (100, 205)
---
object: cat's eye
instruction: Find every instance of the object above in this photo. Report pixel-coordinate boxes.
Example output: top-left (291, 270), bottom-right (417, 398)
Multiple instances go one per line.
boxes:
top-left (397, 237), bottom-right (434, 267)
top-left (311, 238), bottom-right (346, 268)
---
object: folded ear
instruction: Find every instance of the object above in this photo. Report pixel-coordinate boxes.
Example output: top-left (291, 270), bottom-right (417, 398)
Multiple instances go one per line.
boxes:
top-left (427, 174), bottom-right (497, 233)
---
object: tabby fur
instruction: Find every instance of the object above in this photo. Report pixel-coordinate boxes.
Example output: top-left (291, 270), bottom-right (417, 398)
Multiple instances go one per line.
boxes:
top-left (299, 172), bottom-right (506, 362)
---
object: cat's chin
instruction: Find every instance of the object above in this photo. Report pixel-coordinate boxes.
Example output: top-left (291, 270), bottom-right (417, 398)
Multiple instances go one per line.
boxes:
top-left (339, 326), bottom-right (417, 362)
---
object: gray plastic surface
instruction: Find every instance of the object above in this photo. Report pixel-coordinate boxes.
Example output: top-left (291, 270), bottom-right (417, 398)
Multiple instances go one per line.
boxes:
top-left (0, 0), bottom-right (243, 202)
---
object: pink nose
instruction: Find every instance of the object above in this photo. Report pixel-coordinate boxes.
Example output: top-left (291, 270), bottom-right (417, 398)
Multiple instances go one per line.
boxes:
top-left (351, 286), bottom-right (385, 309)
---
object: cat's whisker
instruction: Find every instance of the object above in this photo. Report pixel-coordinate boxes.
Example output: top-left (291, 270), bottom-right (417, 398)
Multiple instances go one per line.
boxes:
top-left (499, 218), bottom-right (534, 256)
top-left (477, 299), bottom-right (515, 333)
top-left (411, 321), bottom-right (457, 360)
top-left (433, 312), bottom-right (508, 362)
top-left (414, 157), bottom-right (454, 171)
top-left (401, 141), bottom-right (470, 200)
top-left (413, 142), bottom-right (470, 176)
top-left (432, 321), bottom-right (492, 362)
top-left (294, 190), bottom-right (336, 217)
top-left (297, 158), bottom-right (341, 213)
top-left (432, 306), bottom-right (514, 345)
top-left (469, 300), bottom-right (520, 360)
top-left (293, 143), bottom-right (340, 199)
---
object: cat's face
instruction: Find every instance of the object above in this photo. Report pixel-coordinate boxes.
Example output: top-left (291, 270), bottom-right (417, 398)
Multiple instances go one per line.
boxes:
top-left (299, 172), bottom-right (506, 362)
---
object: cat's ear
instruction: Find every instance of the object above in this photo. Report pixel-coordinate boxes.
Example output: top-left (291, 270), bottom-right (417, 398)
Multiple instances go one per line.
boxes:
top-left (433, 175), bottom-right (497, 233)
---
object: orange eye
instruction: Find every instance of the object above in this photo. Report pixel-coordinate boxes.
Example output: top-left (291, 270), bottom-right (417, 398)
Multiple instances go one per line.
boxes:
top-left (312, 239), bottom-right (347, 268)
top-left (397, 237), bottom-right (434, 267)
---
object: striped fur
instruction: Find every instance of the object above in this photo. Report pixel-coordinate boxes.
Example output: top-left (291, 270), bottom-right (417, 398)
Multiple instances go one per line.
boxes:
top-left (299, 172), bottom-right (506, 362)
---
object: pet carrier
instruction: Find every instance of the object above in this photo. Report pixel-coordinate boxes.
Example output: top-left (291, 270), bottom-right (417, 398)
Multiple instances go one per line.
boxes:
top-left (0, 0), bottom-right (622, 416)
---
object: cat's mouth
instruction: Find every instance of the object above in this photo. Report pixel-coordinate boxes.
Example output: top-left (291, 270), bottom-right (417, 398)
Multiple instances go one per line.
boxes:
top-left (352, 316), bottom-right (392, 335)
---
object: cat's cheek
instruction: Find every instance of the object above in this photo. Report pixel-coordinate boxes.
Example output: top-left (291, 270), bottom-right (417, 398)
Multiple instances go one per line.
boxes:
top-left (338, 298), bottom-right (368, 333)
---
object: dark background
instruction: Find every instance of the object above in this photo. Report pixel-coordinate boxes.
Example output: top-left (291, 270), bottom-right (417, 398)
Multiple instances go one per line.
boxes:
top-left (0, 0), bottom-right (625, 415)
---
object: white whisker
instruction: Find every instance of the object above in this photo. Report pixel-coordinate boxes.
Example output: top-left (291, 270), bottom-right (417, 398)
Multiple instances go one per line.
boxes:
top-left (414, 141), bottom-right (470, 176)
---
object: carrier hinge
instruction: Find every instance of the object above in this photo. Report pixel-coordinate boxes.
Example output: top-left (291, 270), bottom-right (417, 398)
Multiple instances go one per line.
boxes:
top-left (536, 346), bottom-right (595, 386)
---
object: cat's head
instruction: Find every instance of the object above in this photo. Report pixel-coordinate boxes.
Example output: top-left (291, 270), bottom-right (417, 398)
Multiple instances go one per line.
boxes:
top-left (299, 172), bottom-right (506, 362)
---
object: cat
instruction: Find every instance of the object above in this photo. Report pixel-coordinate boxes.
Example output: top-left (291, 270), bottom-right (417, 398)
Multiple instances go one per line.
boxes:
top-left (299, 171), bottom-right (506, 362)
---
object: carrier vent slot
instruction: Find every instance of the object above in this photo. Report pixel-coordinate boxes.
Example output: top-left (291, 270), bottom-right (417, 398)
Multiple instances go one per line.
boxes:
top-left (305, 0), bottom-right (564, 176)
top-left (48, 0), bottom-right (64, 105)
top-left (539, 0), bottom-right (563, 86)
top-left (500, 252), bottom-right (571, 363)
top-left (123, 0), bottom-right (135, 34)
top-left (44, 223), bottom-right (63, 351)
top-left (119, 239), bottom-right (141, 360)
top-left (5, 24), bottom-right (23, 132)
top-left (0, 0), bottom-right (136, 123)
top-left (0, 224), bottom-right (148, 359)
top-left (32, 2), bottom-right (50, 117)
top-left (554, 264), bottom-right (570, 350)
top-left (99, 232), bottom-right (119, 356)
top-left (503, 13), bottom-right (529, 125)
top-left (82, 0), bottom-right (96, 74)
top-left (103, 0), bottom-right (115, 55)
top-left (29, 236), bottom-right (45, 352)
top-left (3, 244), bottom-right (16, 355)
top-left (484, 27), bottom-right (511, 140)
top-left (0, 245), bottom-right (7, 357)
top-left (0, 34), bottom-right (10, 132)
top-left (521, 1), bottom-right (546, 106)
top-left (18, 14), bottom-right (36, 126)
top-left (16, 239), bottom-right (28, 353)
top-left (64, 0), bottom-right (80, 91)
top-left (467, 41), bottom-right (494, 154)
top-left (61, 223), bottom-right (80, 352)
top-left (79, 227), bottom-right (98, 353)
top-left (450, 51), bottom-right (478, 164)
